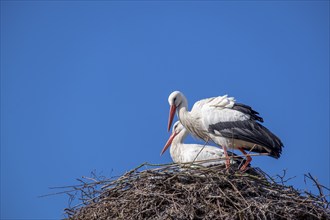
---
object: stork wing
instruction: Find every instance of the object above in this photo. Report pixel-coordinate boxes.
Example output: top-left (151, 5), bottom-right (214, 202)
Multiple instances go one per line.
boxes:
top-left (208, 120), bottom-right (283, 158)
top-left (192, 95), bottom-right (235, 111)
top-left (192, 95), bottom-right (263, 124)
top-left (232, 103), bottom-right (264, 122)
top-left (188, 145), bottom-right (224, 159)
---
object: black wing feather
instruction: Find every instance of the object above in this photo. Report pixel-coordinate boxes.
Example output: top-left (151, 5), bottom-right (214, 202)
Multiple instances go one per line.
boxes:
top-left (233, 103), bottom-right (264, 122)
top-left (208, 120), bottom-right (283, 158)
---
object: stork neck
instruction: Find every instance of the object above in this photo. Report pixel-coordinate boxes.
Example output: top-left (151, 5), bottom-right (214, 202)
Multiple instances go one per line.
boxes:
top-left (173, 129), bottom-right (189, 145)
top-left (177, 97), bottom-right (189, 121)
top-left (177, 106), bottom-right (194, 129)
top-left (170, 129), bottom-right (188, 163)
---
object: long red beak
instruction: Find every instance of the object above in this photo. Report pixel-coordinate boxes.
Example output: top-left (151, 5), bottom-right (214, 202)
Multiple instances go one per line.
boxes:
top-left (160, 131), bottom-right (178, 156)
top-left (167, 105), bottom-right (176, 132)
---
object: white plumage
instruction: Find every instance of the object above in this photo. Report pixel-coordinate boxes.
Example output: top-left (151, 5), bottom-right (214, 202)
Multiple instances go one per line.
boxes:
top-left (167, 91), bottom-right (283, 171)
top-left (161, 121), bottom-right (237, 167)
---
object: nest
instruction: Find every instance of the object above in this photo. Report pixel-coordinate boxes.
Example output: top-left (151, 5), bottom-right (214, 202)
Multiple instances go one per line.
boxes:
top-left (60, 162), bottom-right (330, 220)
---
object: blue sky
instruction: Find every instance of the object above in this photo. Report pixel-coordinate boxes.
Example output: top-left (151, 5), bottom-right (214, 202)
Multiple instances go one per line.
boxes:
top-left (1, 1), bottom-right (329, 219)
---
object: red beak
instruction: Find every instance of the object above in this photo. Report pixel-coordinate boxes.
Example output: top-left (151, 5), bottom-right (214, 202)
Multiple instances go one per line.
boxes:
top-left (167, 105), bottom-right (176, 132)
top-left (160, 131), bottom-right (178, 156)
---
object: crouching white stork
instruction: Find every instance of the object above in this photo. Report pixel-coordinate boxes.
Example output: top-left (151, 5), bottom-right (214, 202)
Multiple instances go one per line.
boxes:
top-left (161, 121), bottom-right (242, 167)
top-left (167, 91), bottom-right (283, 171)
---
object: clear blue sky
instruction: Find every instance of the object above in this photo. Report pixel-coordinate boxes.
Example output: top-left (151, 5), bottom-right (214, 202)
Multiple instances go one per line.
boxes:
top-left (1, 1), bottom-right (329, 219)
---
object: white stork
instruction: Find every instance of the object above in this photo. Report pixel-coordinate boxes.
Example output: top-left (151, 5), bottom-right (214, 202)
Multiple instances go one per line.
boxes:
top-left (161, 121), bottom-right (241, 167)
top-left (167, 91), bottom-right (283, 171)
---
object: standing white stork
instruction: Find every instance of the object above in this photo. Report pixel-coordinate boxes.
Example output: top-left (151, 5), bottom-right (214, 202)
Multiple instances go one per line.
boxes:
top-left (167, 91), bottom-right (283, 171)
top-left (161, 121), bottom-right (241, 167)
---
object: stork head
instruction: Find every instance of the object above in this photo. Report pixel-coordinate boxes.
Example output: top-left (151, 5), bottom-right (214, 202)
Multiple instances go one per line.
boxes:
top-left (167, 91), bottom-right (185, 131)
top-left (161, 121), bottom-right (184, 155)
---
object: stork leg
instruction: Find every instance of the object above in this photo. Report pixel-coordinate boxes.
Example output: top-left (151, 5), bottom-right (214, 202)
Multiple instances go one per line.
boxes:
top-left (222, 146), bottom-right (231, 170)
top-left (238, 147), bottom-right (252, 171)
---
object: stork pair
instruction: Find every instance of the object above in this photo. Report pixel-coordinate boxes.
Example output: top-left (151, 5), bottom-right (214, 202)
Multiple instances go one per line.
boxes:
top-left (161, 91), bottom-right (284, 171)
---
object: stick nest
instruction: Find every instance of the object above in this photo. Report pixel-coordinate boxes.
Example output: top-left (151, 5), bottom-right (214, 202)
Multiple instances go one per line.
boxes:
top-left (62, 163), bottom-right (330, 220)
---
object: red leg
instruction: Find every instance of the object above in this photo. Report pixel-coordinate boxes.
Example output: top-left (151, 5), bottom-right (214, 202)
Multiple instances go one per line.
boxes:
top-left (238, 147), bottom-right (252, 171)
top-left (223, 146), bottom-right (231, 170)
